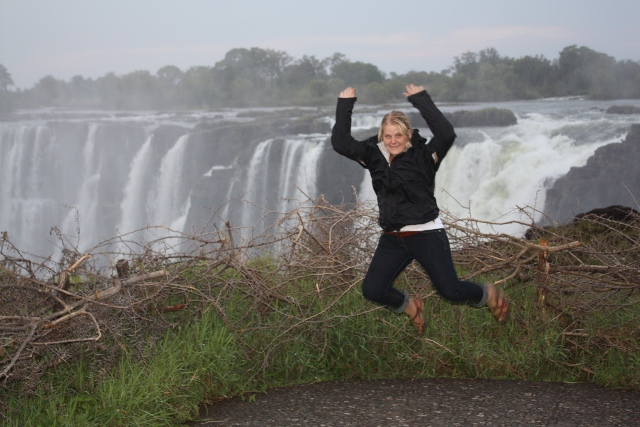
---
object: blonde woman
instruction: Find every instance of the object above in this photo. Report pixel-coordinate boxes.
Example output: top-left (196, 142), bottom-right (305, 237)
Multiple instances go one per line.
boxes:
top-left (331, 84), bottom-right (508, 334)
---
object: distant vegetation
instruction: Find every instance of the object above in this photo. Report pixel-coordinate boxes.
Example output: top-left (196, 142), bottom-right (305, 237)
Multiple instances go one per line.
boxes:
top-left (1, 45), bottom-right (640, 111)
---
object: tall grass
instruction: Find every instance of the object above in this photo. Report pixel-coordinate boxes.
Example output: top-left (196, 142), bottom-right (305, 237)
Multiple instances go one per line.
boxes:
top-left (3, 278), bottom-right (637, 426)
top-left (2, 201), bottom-right (638, 425)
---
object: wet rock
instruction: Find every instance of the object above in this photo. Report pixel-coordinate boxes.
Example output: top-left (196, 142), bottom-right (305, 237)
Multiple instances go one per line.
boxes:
top-left (409, 108), bottom-right (517, 128)
top-left (544, 124), bottom-right (640, 223)
top-left (606, 105), bottom-right (640, 115)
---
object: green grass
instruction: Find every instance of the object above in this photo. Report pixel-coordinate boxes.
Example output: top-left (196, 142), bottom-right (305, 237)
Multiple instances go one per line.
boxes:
top-left (3, 310), bottom-right (238, 427)
top-left (3, 275), bottom-right (638, 426)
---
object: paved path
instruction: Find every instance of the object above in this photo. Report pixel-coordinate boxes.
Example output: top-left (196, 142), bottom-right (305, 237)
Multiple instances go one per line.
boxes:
top-left (186, 378), bottom-right (640, 426)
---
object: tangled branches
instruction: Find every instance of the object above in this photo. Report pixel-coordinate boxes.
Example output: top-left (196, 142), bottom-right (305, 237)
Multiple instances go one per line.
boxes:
top-left (1, 199), bottom-right (639, 390)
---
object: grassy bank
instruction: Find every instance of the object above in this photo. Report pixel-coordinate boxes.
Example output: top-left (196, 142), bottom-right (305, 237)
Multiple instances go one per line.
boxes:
top-left (2, 203), bottom-right (639, 426)
top-left (3, 278), bottom-right (638, 426)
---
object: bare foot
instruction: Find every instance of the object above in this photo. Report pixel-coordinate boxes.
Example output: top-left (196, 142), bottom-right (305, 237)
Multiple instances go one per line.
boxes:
top-left (405, 298), bottom-right (424, 334)
top-left (486, 284), bottom-right (509, 324)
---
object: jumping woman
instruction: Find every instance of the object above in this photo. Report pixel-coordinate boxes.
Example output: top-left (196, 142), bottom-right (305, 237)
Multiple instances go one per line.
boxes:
top-left (331, 84), bottom-right (508, 334)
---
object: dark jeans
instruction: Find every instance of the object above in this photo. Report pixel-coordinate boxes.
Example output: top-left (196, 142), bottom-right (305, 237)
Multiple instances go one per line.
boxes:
top-left (362, 229), bottom-right (485, 313)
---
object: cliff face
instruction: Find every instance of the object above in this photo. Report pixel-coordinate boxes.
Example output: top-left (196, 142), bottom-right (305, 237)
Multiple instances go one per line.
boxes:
top-left (544, 124), bottom-right (640, 223)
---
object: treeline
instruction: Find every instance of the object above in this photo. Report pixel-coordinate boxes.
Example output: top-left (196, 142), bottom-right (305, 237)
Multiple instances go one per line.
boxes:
top-left (1, 45), bottom-right (640, 111)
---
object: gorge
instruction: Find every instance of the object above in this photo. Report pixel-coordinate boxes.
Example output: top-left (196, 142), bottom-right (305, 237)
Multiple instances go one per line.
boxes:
top-left (1, 97), bottom-right (639, 262)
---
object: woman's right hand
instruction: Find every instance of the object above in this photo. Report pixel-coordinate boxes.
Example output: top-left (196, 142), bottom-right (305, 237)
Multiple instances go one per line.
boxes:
top-left (339, 87), bottom-right (356, 98)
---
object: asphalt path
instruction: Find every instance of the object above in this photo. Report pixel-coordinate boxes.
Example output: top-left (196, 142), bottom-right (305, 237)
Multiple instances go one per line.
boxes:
top-left (186, 378), bottom-right (640, 426)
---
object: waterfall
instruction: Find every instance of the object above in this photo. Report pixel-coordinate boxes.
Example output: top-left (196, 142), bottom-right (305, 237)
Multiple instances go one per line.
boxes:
top-left (0, 125), bottom-right (59, 255)
top-left (2, 98), bottom-right (639, 260)
top-left (60, 124), bottom-right (100, 251)
top-left (436, 113), bottom-right (624, 235)
top-left (220, 136), bottom-right (325, 243)
top-left (239, 138), bottom-right (274, 240)
top-left (276, 136), bottom-right (324, 214)
top-left (146, 134), bottom-right (191, 243)
top-left (359, 110), bottom-right (627, 236)
top-left (118, 134), bottom-right (154, 234)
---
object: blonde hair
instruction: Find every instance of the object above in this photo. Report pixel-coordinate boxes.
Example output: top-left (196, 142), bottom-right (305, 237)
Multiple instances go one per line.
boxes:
top-left (378, 110), bottom-right (413, 143)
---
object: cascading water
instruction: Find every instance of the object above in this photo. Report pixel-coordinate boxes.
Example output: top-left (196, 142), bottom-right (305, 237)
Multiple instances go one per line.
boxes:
top-left (1, 97), bottom-right (639, 261)
top-left (60, 124), bottom-right (100, 251)
top-left (0, 125), bottom-right (60, 255)
top-left (435, 113), bottom-right (626, 235)
top-left (118, 134), bottom-right (154, 235)
top-left (238, 138), bottom-right (274, 237)
top-left (221, 135), bottom-right (325, 243)
top-left (148, 134), bottom-right (191, 233)
top-left (358, 99), bottom-right (638, 235)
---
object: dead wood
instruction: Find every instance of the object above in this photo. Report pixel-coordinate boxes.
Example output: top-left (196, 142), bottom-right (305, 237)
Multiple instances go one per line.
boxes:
top-left (1, 197), bottom-right (639, 392)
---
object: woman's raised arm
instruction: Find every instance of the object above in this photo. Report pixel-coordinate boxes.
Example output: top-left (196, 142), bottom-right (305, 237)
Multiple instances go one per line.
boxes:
top-left (331, 87), bottom-right (368, 167)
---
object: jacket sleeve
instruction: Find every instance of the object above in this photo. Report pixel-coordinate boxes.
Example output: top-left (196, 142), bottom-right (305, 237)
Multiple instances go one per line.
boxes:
top-left (407, 90), bottom-right (456, 167)
top-left (331, 97), bottom-right (369, 168)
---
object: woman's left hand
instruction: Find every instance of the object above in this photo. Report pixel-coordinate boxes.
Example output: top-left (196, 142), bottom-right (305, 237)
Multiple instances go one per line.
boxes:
top-left (403, 84), bottom-right (425, 97)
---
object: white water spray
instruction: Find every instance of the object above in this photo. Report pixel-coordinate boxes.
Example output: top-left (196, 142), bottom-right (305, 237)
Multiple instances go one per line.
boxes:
top-left (118, 135), bottom-right (154, 234)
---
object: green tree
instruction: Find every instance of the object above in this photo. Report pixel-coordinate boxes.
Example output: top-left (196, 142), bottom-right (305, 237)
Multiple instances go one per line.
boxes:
top-left (511, 55), bottom-right (554, 98)
top-left (331, 61), bottom-right (385, 87)
top-left (96, 72), bottom-right (120, 108)
top-left (281, 55), bottom-right (328, 89)
top-left (69, 75), bottom-right (97, 107)
top-left (0, 64), bottom-right (14, 91)
top-left (180, 66), bottom-right (217, 108)
top-left (156, 65), bottom-right (184, 107)
top-left (0, 64), bottom-right (15, 113)
top-left (214, 48), bottom-right (290, 88)
top-left (451, 51), bottom-right (479, 79)
top-left (557, 45), bottom-right (616, 97)
top-left (157, 65), bottom-right (183, 86)
top-left (615, 60), bottom-right (640, 98)
top-left (118, 70), bottom-right (159, 109)
top-left (28, 75), bottom-right (70, 106)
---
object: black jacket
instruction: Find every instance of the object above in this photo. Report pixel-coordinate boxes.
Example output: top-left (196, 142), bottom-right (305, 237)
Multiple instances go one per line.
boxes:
top-left (331, 90), bottom-right (456, 231)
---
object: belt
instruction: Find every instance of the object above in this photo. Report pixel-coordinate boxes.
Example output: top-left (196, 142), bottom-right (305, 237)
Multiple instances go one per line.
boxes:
top-left (385, 231), bottom-right (420, 238)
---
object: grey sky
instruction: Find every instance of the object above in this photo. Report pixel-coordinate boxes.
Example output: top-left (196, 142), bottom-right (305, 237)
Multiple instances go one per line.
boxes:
top-left (2, 0), bottom-right (639, 89)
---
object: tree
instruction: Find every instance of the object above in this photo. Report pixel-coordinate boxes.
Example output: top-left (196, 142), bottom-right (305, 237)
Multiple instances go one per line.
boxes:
top-left (478, 47), bottom-right (503, 67)
top-left (451, 51), bottom-right (479, 79)
top-left (512, 55), bottom-right (554, 97)
top-left (156, 65), bottom-right (184, 108)
top-left (0, 64), bottom-right (15, 112)
top-left (0, 64), bottom-right (14, 91)
top-left (325, 52), bottom-right (346, 67)
top-left (68, 75), bottom-right (97, 106)
top-left (281, 55), bottom-right (328, 88)
top-left (29, 75), bottom-right (69, 106)
top-left (118, 70), bottom-right (159, 109)
top-left (331, 61), bottom-right (385, 86)
top-left (96, 72), bottom-right (120, 108)
top-left (156, 65), bottom-right (183, 86)
top-left (213, 47), bottom-right (291, 89)
top-left (180, 66), bottom-right (217, 108)
top-left (557, 45), bottom-right (616, 96)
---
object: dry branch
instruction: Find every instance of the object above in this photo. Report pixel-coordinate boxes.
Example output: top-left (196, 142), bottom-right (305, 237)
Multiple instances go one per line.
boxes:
top-left (1, 197), bottom-right (639, 390)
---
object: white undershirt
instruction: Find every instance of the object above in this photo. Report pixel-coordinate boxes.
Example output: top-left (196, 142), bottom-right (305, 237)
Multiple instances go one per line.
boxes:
top-left (376, 142), bottom-right (444, 232)
top-left (399, 217), bottom-right (444, 231)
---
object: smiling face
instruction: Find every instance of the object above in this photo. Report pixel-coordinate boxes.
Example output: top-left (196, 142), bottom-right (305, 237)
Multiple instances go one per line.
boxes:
top-left (378, 111), bottom-right (412, 159)
top-left (382, 123), bottom-right (410, 157)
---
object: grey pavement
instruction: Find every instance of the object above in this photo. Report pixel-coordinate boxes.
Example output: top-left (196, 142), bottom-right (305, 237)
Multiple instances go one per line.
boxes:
top-left (187, 378), bottom-right (640, 426)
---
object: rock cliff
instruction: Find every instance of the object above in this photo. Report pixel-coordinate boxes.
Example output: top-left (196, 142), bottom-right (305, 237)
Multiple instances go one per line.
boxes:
top-left (543, 124), bottom-right (640, 223)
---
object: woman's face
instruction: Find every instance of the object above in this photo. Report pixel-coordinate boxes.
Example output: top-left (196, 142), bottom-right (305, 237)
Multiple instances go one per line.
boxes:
top-left (382, 123), bottom-right (409, 157)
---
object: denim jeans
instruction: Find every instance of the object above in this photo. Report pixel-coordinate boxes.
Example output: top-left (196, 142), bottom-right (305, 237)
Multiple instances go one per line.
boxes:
top-left (362, 229), bottom-right (486, 313)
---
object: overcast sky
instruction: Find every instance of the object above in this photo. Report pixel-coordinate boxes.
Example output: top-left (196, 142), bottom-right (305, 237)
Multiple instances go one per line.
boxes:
top-left (2, 0), bottom-right (640, 89)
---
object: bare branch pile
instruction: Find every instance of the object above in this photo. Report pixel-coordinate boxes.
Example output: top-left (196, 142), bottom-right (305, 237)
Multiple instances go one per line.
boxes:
top-left (1, 199), bottom-right (639, 391)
